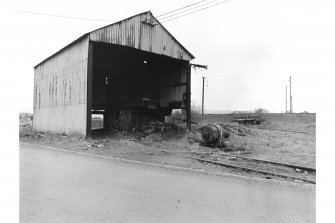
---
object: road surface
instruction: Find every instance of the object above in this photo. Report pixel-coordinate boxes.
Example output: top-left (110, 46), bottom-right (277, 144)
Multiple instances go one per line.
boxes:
top-left (20, 144), bottom-right (315, 223)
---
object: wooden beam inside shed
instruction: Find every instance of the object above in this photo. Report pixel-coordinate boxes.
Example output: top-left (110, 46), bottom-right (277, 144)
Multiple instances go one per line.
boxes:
top-left (186, 64), bottom-right (191, 130)
top-left (86, 42), bottom-right (93, 137)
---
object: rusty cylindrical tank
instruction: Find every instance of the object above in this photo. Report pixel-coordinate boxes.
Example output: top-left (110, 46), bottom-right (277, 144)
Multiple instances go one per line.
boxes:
top-left (201, 124), bottom-right (229, 146)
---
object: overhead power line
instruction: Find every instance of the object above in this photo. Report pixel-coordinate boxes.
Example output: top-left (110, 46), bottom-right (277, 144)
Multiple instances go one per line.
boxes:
top-left (160, 0), bottom-right (231, 23)
top-left (156, 0), bottom-right (209, 18)
top-left (20, 10), bottom-right (115, 22)
top-left (20, 0), bottom-right (232, 24)
top-left (158, 0), bottom-right (221, 21)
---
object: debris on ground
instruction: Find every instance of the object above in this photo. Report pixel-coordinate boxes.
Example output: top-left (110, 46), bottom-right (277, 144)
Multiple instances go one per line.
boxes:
top-left (219, 124), bottom-right (249, 136)
top-left (143, 128), bottom-right (156, 134)
top-left (19, 111), bottom-right (315, 184)
top-left (143, 121), bottom-right (181, 134)
top-left (228, 156), bottom-right (237, 161)
top-left (84, 139), bottom-right (107, 148)
top-left (20, 131), bottom-right (43, 139)
top-left (19, 124), bottom-right (43, 139)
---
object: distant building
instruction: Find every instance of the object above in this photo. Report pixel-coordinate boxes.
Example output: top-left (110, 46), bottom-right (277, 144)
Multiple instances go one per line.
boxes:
top-left (33, 11), bottom-right (195, 136)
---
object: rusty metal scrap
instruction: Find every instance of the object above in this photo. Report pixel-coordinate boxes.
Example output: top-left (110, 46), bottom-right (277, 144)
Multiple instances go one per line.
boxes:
top-left (201, 124), bottom-right (229, 148)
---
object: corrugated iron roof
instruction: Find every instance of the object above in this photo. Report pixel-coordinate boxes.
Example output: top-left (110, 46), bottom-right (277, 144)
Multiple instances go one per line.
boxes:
top-left (35, 11), bottom-right (194, 68)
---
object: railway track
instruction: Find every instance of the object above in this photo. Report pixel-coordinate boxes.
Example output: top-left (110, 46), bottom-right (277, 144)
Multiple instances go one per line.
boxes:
top-left (184, 152), bottom-right (316, 184)
top-left (218, 153), bottom-right (315, 173)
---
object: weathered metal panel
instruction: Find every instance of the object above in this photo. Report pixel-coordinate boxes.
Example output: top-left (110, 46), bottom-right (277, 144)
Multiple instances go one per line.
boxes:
top-left (90, 12), bottom-right (193, 61)
top-left (33, 36), bottom-right (89, 135)
top-left (158, 64), bottom-right (188, 101)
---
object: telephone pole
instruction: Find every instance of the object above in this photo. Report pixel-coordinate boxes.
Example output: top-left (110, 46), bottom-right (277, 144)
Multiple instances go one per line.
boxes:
top-left (188, 63), bottom-right (208, 129)
top-left (202, 77), bottom-right (206, 121)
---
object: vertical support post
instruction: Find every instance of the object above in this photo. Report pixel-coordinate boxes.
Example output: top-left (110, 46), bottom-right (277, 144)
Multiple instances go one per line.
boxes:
top-left (289, 76), bottom-right (292, 114)
top-left (186, 64), bottom-right (191, 130)
top-left (86, 42), bottom-right (93, 137)
top-left (285, 85), bottom-right (287, 113)
top-left (202, 77), bottom-right (205, 122)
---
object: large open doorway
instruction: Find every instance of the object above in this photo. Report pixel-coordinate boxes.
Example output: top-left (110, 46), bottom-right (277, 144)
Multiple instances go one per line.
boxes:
top-left (90, 42), bottom-right (189, 133)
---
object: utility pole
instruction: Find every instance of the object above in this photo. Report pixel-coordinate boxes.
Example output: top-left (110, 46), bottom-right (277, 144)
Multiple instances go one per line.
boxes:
top-left (285, 85), bottom-right (287, 113)
top-left (188, 63), bottom-right (208, 130)
top-left (202, 77), bottom-right (206, 121)
top-left (289, 76), bottom-right (292, 113)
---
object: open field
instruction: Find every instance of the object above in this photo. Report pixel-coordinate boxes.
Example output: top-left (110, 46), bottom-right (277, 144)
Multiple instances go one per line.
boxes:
top-left (167, 113), bottom-right (315, 168)
top-left (19, 112), bottom-right (316, 184)
top-left (194, 113), bottom-right (316, 168)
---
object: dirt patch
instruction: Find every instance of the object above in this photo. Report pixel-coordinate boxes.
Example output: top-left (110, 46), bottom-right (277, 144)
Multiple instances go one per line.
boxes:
top-left (19, 113), bottom-right (316, 184)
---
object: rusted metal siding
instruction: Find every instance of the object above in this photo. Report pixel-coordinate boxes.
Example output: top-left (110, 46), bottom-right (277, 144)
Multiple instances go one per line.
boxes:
top-left (33, 36), bottom-right (89, 135)
top-left (90, 12), bottom-right (193, 61)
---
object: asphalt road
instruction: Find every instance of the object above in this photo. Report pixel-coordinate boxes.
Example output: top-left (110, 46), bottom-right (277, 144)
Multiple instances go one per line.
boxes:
top-left (20, 144), bottom-right (315, 223)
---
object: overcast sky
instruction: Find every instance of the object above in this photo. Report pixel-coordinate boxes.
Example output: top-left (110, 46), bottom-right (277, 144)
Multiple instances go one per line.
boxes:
top-left (2, 0), bottom-right (334, 113)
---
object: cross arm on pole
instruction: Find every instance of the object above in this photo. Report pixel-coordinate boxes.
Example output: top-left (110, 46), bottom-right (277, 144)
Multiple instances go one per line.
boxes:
top-left (190, 63), bottom-right (208, 69)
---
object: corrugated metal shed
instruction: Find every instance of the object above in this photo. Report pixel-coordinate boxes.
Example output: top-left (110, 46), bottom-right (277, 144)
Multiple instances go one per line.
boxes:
top-left (33, 36), bottom-right (89, 135)
top-left (33, 11), bottom-right (195, 136)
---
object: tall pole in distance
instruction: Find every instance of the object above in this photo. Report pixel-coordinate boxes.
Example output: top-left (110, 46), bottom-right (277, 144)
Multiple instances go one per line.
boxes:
top-left (202, 77), bottom-right (205, 122)
top-left (189, 63), bottom-right (208, 129)
top-left (289, 76), bottom-right (292, 113)
top-left (285, 85), bottom-right (287, 113)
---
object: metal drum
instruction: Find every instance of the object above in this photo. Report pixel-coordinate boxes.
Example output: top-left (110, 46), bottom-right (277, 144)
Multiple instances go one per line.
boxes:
top-left (201, 124), bottom-right (223, 144)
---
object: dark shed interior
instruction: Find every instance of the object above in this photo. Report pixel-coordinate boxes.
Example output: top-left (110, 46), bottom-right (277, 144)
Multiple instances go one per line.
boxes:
top-left (91, 42), bottom-right (189, 132)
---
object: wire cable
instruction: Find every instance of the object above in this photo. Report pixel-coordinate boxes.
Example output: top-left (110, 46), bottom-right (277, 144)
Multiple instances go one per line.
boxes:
top-left (161, 0), bottom-right (231, 23)
top-left (20, 10), bottom-right (115, 22)
top-left (20, 0), bottom-right (232, 24)
top-left (158, 0), bottom-right (221, 21)
top-left (156, 0), bottom-right (210, 18)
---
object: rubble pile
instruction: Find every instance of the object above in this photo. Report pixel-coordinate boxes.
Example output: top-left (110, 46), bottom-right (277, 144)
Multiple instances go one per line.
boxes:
top-left (19, 113), bottom-right (33, 126)
top-left (19, 113), bottom-right (43, 139)
top-left (143, 121), bottom-right (181, 134)
top-left (219, 124), bottom-right (250, 136)
top-left (85, 139), bottom-right (107, 149)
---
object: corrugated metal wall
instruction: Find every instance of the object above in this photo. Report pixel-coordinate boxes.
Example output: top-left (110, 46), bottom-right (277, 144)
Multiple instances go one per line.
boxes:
top-left (33, 36), bottom-right (89, 135)
top-left (90, 12), bottom-right (193, 61)
top-left (159, 64), bottom-right (188, 101)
